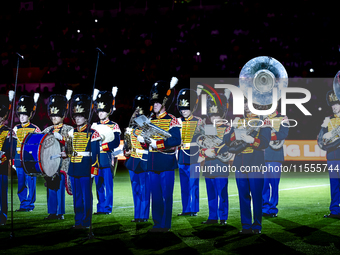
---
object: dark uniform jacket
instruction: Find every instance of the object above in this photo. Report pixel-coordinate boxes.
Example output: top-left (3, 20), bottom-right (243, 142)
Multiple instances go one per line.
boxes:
top-left (147, 111), bottom-right (181, 172)
top-left (264, 112), bottom-right (289, 163)
top-left (177, 115), bottom-right (202, 165)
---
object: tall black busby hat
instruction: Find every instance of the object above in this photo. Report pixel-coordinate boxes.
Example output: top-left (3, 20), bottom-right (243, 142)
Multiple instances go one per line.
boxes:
top-left (133, 95), bottom-right (151, 116)
top-left (150, 77), bottom-right (178, 112)
top-left (70, 94), bottom-right (91, 119)
top-left (177, 88), bottom-right (198, 113)
top-left (16, 93), bottom-right (39, 118)
top-left (95, 87), bottom-right (118, 115)
top-left (206, 89), bottom-right (230, 119)
top-left (47, 90), bottom-right (73, 118)
top-left (326, 90), bottom-right (340, 106)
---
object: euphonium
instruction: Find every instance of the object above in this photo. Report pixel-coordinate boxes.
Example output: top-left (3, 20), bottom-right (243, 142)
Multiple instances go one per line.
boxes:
top-left (133, 115), bottom-right (172, 144)
top-left (195, 120), bottom-right (233, 163)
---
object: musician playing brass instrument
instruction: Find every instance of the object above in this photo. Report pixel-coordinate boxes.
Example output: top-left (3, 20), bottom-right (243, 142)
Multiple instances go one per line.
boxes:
top-left (318, 88), bottom-right (340, 219)
top-left (124, 95), bottom-right (151, 223)
top-left (42, 90), bottom-right (73, 220)
top-left (200, 89), bottom-right (231, 226)
top-left (138, 77), bottom-right (181, 232)
top-left (224, 56), bottom-right (280, 234)
top-left (262, 106), bottom-right (289, 218)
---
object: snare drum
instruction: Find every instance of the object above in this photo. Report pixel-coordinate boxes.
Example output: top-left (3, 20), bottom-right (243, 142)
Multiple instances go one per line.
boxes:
top-left (20, 133), bottom-right (61, 177)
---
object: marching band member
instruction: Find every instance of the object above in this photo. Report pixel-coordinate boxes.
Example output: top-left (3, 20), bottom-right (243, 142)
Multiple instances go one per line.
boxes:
top-left (318, 90), bottom-right (340, 219)
top-left (200, 90), bottom-right (231, 225)
top-left (224, 101), bottom-right (271, 234)
top-left (0, 92), bottom-right (15, 225)
top-left (92, 87), bottom-right (121, 215)
top-left (262, 107), bottom-right (289, 218)
top-left (138, 77), bottom-right (181, 232)
top-left (177, 88), bottom-right (202, 217)
top-left (42, 90), bottom-right (73, 220)
top-left (124, 95), bottom-right (151, 223)
top-left (68, 94), bottom-right (101, 229)
top-left (14, 94), bottom-right (41, 212)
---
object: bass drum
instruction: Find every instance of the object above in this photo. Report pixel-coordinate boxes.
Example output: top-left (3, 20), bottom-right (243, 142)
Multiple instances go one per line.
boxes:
top-left (20, 133), bottom-right (61, 177)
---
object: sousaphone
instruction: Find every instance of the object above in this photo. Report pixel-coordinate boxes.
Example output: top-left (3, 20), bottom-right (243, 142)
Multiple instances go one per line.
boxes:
top-left (230, 56), bottom-right (288, 153)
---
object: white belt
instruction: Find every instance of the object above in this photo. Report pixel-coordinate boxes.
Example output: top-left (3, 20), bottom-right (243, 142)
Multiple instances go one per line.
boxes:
top-left (134, 149), bottom-right (148, 155)
top-left (73, 152), bottom-right (92, 156)
top-left (182, 142), bottom-right (197, 147)
top-left (17, 148), bottom-right (21, 152)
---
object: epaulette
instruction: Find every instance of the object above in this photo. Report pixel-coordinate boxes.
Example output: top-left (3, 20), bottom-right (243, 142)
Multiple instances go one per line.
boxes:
top-left (91, 130), bottom-right (101, 141)
top-left (169, 113), bottom-right (181, 128)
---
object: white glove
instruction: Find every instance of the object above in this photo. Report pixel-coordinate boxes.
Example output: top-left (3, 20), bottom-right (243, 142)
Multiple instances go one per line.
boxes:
top-left (53, 132), bottom-right (63, 141)
top-left (91, 174), bottom-right (96, 178)
top-left (205, 148), bottom-right (216, 158)
top-left (240, 134), bottom-right (255, 144)
top-left (321, 117), bottom-right (330, 128)
top-left (233, 117), bottom-right (241, 127)
top-left (137, 135), bottom-right (145, 143)
top-left (323, 131), bottom-right (332, 140)
top-left (68, 129), bottom-right (74, 138)
top-left (150, 139), bottom-right (157, 149)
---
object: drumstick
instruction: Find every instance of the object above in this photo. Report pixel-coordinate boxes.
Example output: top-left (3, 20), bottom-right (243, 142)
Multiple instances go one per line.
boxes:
top-left (50, 154), bottom-right (61, 160)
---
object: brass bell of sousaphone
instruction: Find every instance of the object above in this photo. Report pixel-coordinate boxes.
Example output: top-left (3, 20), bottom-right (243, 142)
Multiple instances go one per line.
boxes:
top-left (229, 56), bottom-right (288, 153)
top-left (333, 70), bottom-right (340, 101)
top-left (239, 56), bottom-right (288, 106)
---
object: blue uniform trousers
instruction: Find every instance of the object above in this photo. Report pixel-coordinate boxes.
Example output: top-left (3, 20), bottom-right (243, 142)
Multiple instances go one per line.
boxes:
top-left (327, 160), bottom-right (340, 215)
top-left (179, 163), bottom-right (200, 214)
top-left (0, 174), bottom-right (8, 224)
top-left (236, 171), bottom-right (264, 231)
top-left (205, 177), bottom-right (228, 221)
top-left (129, 170), bottom-right (150, 220)
top-left (262, 161), bottom-right (281, 215)
top-left (70, 176), bottom-right (93, 227)
top-left (150, 170), bottom-right (174, 229)
top-left (16, 167), bottom-right (36, 210)
top-left (47, 174), bottom-right (65, 215)
top-left (94, 167), bottom-right (113, 214)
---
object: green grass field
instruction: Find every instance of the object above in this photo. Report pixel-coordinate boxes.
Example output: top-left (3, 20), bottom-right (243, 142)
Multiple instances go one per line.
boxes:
top-left (1, 166), bottom-right (340, 255)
